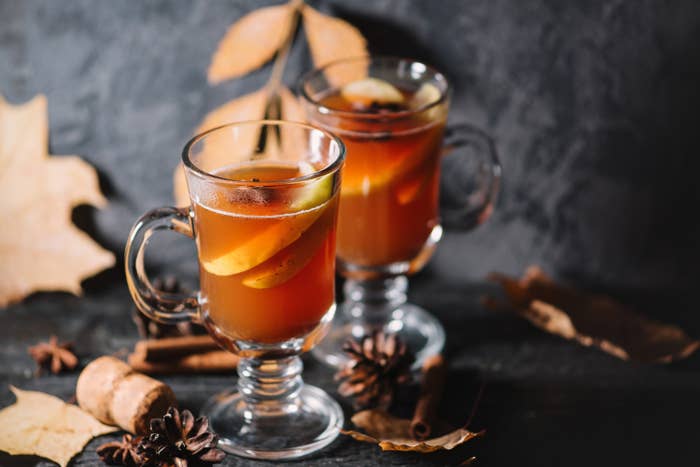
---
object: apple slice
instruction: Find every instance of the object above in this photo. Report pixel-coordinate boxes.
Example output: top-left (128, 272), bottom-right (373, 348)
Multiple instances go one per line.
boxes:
top-left (411, 82), bottom-right (441, 109)
top-left (291, 162), bottom-right (334, 211)
top-left (341, 78), bottom-right (404, 107)
top-left (201, 207), bottom-right (324, 276)
top-left (241, 205), bottom-right (333, 289)
top-left (201, 165), bottom-right (335, 277)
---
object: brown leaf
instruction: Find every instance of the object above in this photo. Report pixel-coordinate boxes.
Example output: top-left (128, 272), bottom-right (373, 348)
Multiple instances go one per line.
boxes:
top-left (207, 3), bottom-right (296, 84)
top-left (0, 95), bottom-right (115, 307)
top-left (487, 266), bottom-right (700, 363)
top-left (342, 409), bottom-right (483, 453)
top-left (0, 386), bottom-right (118, 467)
top-left (302, 4), bottom-right (368, 87)
top-left (174, 86), bottom-right (304, 206)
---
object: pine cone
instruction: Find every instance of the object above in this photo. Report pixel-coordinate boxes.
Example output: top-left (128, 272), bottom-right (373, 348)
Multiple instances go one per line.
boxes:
top-left (335, 331), bottom-right (414, 410)
top-left (132, 277), bottom-right (202, 339)
top-left (138, 407), bottom-right (225, 467)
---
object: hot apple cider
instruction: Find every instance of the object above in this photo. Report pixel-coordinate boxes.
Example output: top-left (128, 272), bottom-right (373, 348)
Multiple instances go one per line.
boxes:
top-left (194, 162), bottom-right (339, 343)
top-left (316, 79), bottom-right (447, 268)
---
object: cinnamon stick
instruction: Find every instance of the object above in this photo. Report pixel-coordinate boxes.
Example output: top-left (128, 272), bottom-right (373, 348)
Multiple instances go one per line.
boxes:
top-left (128, 350), bottom-right (239, 374)
top-left (133, 335), bottom-right (220, 361)
top-left (410, 354), bottom-right (446, 440)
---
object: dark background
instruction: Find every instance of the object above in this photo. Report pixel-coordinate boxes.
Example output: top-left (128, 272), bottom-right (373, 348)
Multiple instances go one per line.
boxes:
top-left (1, 1), bottom-right (700, 466)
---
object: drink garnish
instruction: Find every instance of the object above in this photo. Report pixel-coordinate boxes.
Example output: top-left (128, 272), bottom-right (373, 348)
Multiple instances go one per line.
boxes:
top-left (410, 83), bottom-right (441, 109)
top-left (341, 77), bottom-right (404, 108)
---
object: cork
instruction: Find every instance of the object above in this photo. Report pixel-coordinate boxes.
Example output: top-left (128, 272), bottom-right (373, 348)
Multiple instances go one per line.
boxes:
top-left (76, 356), bottom-right (176, 434)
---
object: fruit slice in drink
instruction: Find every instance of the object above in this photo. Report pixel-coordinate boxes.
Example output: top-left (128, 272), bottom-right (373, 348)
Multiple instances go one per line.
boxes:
top-left (200, 163), bottom-right (333, 277)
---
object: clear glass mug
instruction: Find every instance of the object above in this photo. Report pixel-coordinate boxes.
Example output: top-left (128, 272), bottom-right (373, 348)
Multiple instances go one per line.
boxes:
top-left (300, 56), bottom-right (501, 368)
top-left (125, 120), bottom-right (345, 460)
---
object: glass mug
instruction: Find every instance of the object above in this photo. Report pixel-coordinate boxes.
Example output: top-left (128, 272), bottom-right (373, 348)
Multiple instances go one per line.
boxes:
top-left (125, 121), bottom-right (345, 460)
top-left (300, 56), bottom-right (501, 368)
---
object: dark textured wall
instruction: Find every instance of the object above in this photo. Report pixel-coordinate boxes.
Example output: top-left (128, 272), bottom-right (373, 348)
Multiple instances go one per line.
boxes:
top-left (2, 0), bottom-right (700, 292)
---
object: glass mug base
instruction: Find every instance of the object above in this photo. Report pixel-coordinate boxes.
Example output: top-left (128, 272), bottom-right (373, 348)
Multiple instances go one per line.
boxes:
top-left (202, 382), bottom-right (343, 460)
top-left (312, 276), bottom-right (446, 370)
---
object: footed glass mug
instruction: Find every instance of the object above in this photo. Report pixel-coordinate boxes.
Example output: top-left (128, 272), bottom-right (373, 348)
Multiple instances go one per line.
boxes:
top-left (125, 120), bottom-right (345, 460)
top-left (300, 56), bottom-right (501, 368)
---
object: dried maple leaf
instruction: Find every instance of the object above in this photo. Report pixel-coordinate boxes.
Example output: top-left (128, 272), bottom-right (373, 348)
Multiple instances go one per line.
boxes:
top-left (302, 4), bottom-right (368, 86)
top-left (486, 266), bottom-right (700, 363)
top-left (208, 2), bottom-right (298, 84)
top-left (0, 386), bottom-right (118, 467)
top-left (0, 95), bottom-right (115, 307)
top-left (342, 409), bottom-right (483, 453)
top-left (174, 86), bottom-right (305, 206)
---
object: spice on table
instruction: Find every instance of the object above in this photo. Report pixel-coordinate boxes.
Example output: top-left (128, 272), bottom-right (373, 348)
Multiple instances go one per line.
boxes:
top-left (139, 406), bottom-right (226, 466)
top-left (131, 335), bottom-right (220, 361)
top-left (28, 335), bottom-right (79, 374)
top-left (335, 331), bottom-right (414, 410)
top-left (410, 353), bottom-right (447, 440)
top-left (126, 334), bottom-right (238, 375)
top-left (128, 350), bottom-right (239, 375)
top-left (96, 433), bottom-right (143, 466)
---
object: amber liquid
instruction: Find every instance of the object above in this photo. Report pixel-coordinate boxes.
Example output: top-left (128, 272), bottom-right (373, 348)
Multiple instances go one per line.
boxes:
top-left (319, 91), bottom-right (445, 267)
top-left (194, 163), bottom-right (338, 344)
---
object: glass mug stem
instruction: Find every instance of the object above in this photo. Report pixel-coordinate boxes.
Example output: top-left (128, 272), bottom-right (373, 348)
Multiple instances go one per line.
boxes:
top-left (343, 276), bottom-right (408, 324)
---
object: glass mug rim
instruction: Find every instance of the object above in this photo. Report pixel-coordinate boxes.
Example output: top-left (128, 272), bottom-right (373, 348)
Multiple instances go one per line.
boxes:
top-left (298, 55), bottom-right (451, 120)
top-left (181, 119), bottom-right (346, 187)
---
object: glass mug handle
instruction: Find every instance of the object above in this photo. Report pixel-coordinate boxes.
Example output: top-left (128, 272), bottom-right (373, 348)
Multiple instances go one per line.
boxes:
top-left (440, 123), bottom-right (502, 230)
top-left (124, 207), bottom-right (200, 324)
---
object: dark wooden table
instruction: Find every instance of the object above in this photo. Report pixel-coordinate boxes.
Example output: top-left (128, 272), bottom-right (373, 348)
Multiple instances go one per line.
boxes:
top-left (2, 268), bottom-right (699, 467)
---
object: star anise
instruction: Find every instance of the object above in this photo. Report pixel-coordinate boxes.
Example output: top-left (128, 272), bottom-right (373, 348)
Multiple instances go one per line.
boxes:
top-left (97, 434), bottom-right (144, 466)
top-left (27, 335), bottom-right (78, 374)
top-left (335, 331), bottom-right (415, 410)
top-left (138, 407), bottom-right (225, 467)
top-left (132, 277), bottom-right (202, 339)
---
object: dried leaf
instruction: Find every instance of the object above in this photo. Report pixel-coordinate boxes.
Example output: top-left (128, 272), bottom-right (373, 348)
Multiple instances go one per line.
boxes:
top-left (280, 86), bottom-right (305, 122)
top-left (487, 266), bottom-right (700, 363)
top-left (342, 409), bottom-right (483, 453)
top-left (0, 386), bottom-right (118, 467)
top-left (0, 95), bottom-right (115, 307)
top-left (174, 86), bottom-right (303, 206)
top-left (207, 3), bottom-right (296, 84)
top-left (302, 4), bottom-right (368, 87)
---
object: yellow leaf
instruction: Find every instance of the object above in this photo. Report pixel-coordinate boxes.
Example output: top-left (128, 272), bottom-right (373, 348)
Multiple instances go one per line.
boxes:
top-left (302, 4), bottom-right (368, 87)
top-left (207, 3), bottom-right (296, 84)
top-left (0, 95), bottom-right (115, 307)
top-left (280, 85), bottom-right (305, 122)
top-left (0, 386), bottom-right (118, 467)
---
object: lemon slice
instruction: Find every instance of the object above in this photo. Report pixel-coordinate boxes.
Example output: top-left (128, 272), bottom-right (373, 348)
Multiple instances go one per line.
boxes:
top-left (241, 205), bottom-right (333, 289)
top-left (341, 78), bottom-right (404, 107)
top-left (201, 208), bottom-right (324, 276)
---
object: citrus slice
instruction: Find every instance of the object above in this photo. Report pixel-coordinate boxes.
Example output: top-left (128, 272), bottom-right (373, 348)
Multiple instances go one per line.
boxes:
top-left (241, 204), bottom-right (333, 288)
top-left (411, 82), bottom-right (441, 109)
top-left (290, 162), bottom-right (334, 211)
top-left (341, 78), bottom-right (404, 107)
top-left (201, 206), bottom-right (324, 276)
